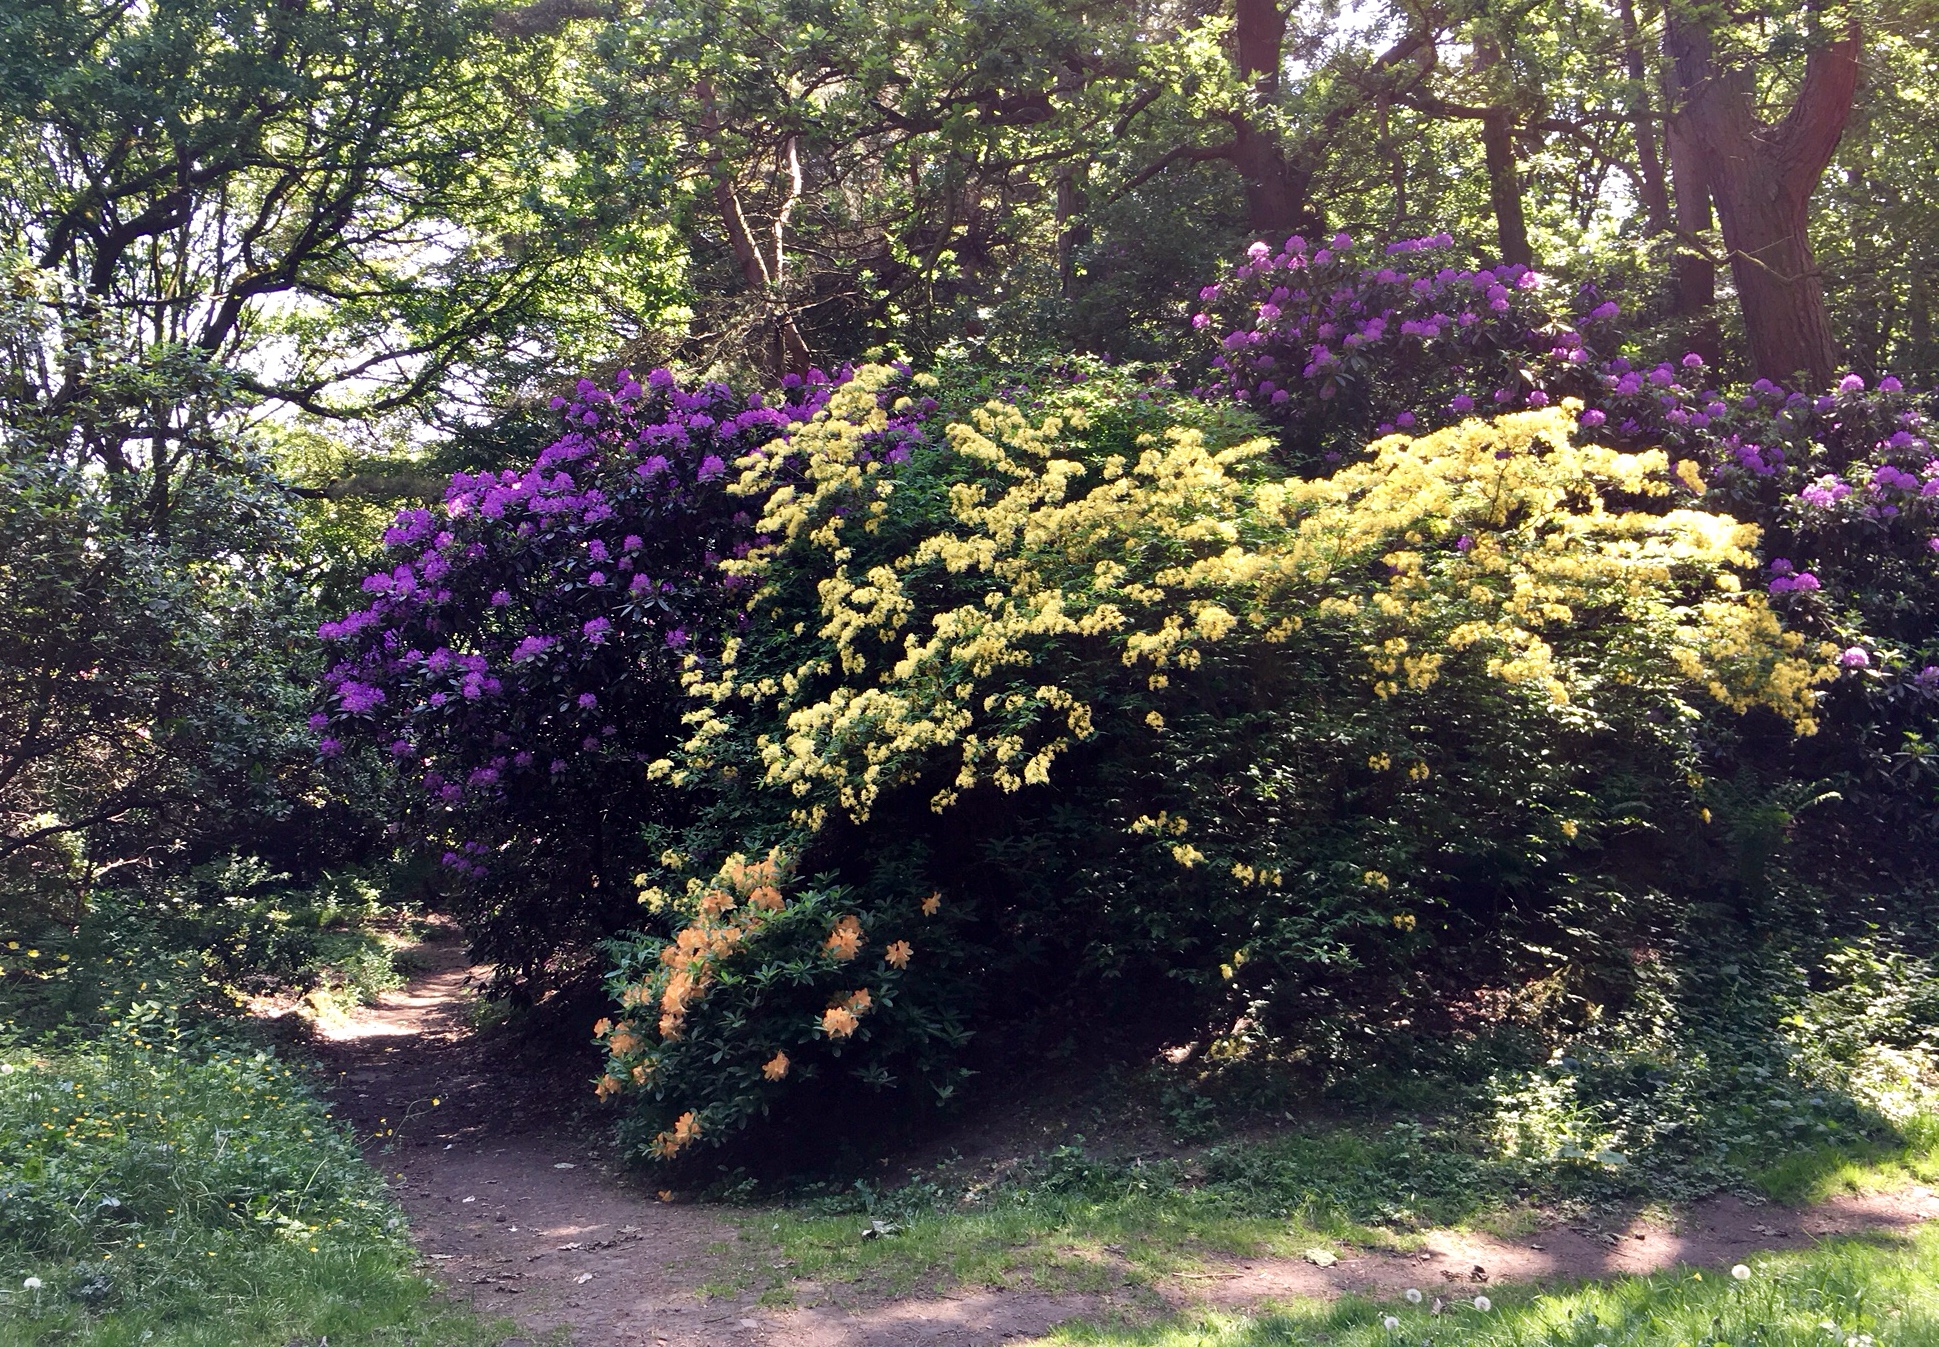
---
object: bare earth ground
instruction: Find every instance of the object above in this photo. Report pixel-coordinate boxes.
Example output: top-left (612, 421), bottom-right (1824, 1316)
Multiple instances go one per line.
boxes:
top-left (304, 927), bottom-right (1939, 1346)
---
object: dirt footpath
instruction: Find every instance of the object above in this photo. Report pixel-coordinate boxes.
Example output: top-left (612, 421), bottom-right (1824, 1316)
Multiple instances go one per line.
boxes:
top-left (307, 927), bottom-right (1939, 1346)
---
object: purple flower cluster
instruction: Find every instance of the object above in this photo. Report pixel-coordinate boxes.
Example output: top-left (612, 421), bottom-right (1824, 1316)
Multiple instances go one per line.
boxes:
top-left (1766, 559), bottom-right (1822, 595)
top-left (1193, 232), bottom-right (1630, 466)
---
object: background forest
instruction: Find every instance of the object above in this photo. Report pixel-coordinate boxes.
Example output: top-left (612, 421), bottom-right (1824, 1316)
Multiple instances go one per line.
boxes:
top-left (6, 0), bottom-right (1939, 1340)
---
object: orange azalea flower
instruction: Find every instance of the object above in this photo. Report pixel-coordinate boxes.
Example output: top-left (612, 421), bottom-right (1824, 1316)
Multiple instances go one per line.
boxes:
top-left (921, 893), bottom-right (942, 916)
top-left (592, 1017), bottom-right (613, 1037)
top-left (653, 1110), bottom-right (703, 1158)
top-left (608, 1027), bottom-right (641, 1057)
top-left (595, 1074), bottom-right (621, 1100)
top-left (824, 914), bottom-right (865, 960)
top-left (748, 884), bottom-right (784, 911)
top-left (884, 940), bottom-right (912, 968)
top-left (762, 1051), bottom-right (790, 1080)
top-left (821, 1006), bottom-right (860, 1038)
top-left (844, 988), bottom-right (873, 1014)
top-left (630, 1064), bottom-right (649, 1084)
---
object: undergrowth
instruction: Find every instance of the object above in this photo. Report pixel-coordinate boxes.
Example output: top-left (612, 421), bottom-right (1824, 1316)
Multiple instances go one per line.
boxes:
top-left (1, 859), bottom-right (414, 1037)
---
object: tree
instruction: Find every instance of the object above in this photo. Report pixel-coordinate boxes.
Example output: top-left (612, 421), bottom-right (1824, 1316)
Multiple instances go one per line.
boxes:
top-left (0, 0), bottom-right (637, 906)
top-left (1665, 1), bottom-right (1861, 387)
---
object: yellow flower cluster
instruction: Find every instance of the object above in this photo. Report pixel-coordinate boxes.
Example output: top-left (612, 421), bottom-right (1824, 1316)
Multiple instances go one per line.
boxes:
top-left (675, 373), bottom-right (1831, 836)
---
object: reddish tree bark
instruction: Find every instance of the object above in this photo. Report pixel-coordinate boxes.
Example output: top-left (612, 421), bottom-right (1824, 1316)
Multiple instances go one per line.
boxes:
top-left (1666, 14), bottom-right (1861, 388)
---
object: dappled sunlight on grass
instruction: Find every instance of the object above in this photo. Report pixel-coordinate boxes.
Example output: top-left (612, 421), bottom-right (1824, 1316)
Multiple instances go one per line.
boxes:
top-left (1041, 1225), bottom-right (1939, 1346)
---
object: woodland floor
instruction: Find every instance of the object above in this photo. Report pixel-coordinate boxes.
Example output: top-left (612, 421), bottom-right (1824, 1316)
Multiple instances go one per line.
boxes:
top-left (303, 926), bottom-right (1939, 1347)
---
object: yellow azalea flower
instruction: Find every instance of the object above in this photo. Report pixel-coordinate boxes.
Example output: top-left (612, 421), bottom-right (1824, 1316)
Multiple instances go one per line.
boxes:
top-left (762, 1051), bottom-right (790, 1080)
top-left (884, 940), bottom-right (913, 968)
top-left (921, 893), bottom-right (942, 916)
top-left (821, 1006), bottom-right (860, 1038)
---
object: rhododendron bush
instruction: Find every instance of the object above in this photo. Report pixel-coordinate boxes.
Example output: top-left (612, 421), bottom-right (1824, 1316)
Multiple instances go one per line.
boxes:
top-left (317, 236), bottom-right (1939, 1163)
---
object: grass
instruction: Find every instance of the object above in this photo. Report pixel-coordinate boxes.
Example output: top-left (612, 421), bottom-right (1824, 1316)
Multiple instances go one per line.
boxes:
top-left (0, 1029), bottom-right (504, 1347)
top-left (1041, 1226), bottom-right (1939, 1345)
top-left (734, 1102), bottom-right (1939, 1308)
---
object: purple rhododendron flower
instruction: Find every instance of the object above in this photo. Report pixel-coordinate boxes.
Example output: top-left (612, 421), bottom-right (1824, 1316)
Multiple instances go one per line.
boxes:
top-left (1840, 647), bottom-right (1871, 669)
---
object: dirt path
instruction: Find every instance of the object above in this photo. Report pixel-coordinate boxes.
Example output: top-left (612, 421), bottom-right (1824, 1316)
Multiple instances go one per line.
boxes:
top-left (309, 927), bottom-right (1095, 1347)
top-left (309, 928), bottom-right (1939, 1345)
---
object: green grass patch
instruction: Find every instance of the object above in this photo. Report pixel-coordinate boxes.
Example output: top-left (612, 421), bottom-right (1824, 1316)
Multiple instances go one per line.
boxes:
top-left (1041, 1224), bottom-right (1939, 1345)
top-left (745, 1129), bottom-right (1533, 1297)
top-left (744, 1099), bottom-right (1939, 1306)
top-left (0, 1031), bottom-right (502, 1347)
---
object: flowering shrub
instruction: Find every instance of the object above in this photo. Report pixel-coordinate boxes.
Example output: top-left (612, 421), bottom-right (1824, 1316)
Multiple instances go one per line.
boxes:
top-left (319, 234), bottom-right (1935, 1165)
top-left (1201, 234), bottom-right (1939, 900)
top-left (311, 367), bottom-right (932, 973)
top-left (588, 361), bottom-right (1831, 1159)
top-left (1199, 232), bottom-right (1939, 666)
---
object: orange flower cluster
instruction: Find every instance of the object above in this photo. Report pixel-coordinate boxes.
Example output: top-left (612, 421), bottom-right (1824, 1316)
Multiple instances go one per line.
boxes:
top-left (594, 850), bottom-right (799, 1157)
top-left (822, 989), bottom-right (873, 1038)
top-left (653, 1110), bottom-right (702, 1158)
top-left (650, 849), bottom-right (791, 1042)
top-left (825, 914), bottom-right (865, 960)
top-left (884, 940), bottom-right (913, 968)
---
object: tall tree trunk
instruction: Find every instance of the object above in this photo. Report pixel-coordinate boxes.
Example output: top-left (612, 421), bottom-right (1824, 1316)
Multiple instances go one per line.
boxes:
top-left (1472, 38), bottom-right (1532, 269)
top-left (1910, 259), bottom-right (1934, 373)
top-left (1231, 0), bottom-right (1314, 234)
top-left (1666, 14), bottom-right (1860, 388)
top-left (1665, 116), bottom-right (1720, 357)
top-left (1617, 0), bottom-right (1671, 234)
top-left (1055, 164), bottom-right (1089, 299)
top-left (1480, 108), bottom-right (1533, 268)
top-left (697, 82), bottom-right (812, 376)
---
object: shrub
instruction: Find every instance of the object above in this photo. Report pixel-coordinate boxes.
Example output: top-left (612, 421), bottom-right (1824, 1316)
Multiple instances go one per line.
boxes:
top-left (312, 368), bottom-right (933, 978)
top-left (592, 361), bottom-right (1830, 1160)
